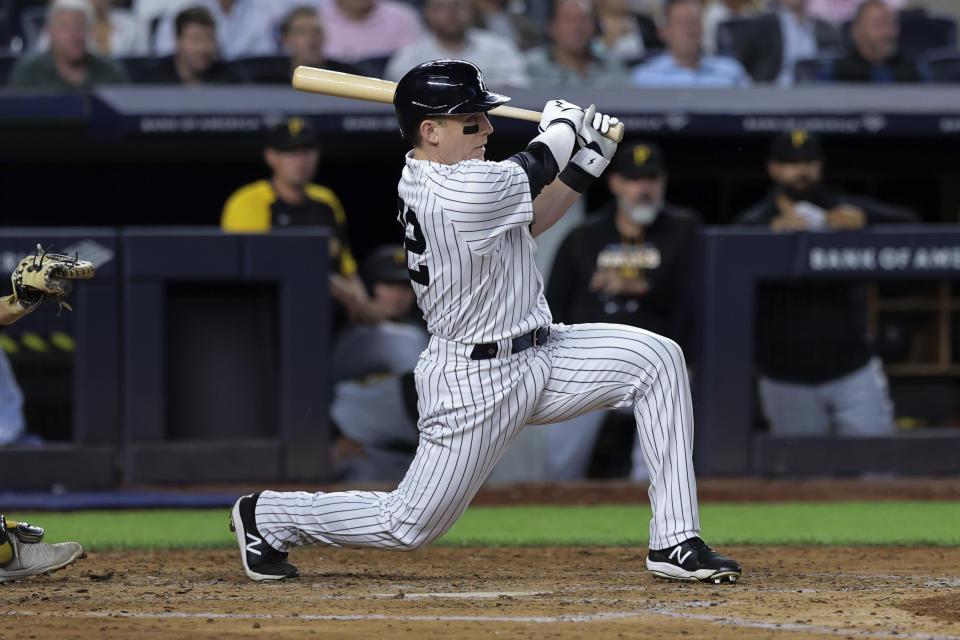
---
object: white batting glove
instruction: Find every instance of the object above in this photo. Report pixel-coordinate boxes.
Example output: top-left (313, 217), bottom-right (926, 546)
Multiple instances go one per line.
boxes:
top-left (538, 99), bottom-right (585, 135)
top-left (558, 105), bottom-right (621, 193)
top-left (573, 105), bottom-right (619, 172)
top-left (527, 99), bottom-right (583, 172)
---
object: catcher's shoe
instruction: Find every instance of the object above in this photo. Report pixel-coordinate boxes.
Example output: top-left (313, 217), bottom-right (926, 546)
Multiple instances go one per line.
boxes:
top-left (646, 537), bottom-right (741, 584)
top-left (0, 518), bottom-right (85, 584)
top-left (230, 493), bottom-right (299, 582)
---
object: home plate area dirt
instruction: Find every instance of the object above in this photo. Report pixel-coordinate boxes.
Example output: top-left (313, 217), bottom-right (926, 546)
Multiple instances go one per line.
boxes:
top-left (3, 546), bottom-right (959, 639)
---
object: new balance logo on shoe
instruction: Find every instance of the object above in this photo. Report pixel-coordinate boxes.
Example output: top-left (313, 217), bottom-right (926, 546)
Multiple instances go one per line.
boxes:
top-left (646, 537), bottom-right (741, 584)
top-left (245, 533), bottom-right (262, 556)
top-left (668, 545), bottom-right (692, 565)
top-left (231, 494), bottom-right (300, 582)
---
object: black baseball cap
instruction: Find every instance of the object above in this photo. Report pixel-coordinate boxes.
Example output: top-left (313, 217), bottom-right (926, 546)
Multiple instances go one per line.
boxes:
top-left (610, 141), bottom-right (666, 179)
top-left (361, 245), bottom-right (409, 287)
top-left (769, 129), bottom-right (823, 162)
top-left (266, 116), bottom-right (317, 151)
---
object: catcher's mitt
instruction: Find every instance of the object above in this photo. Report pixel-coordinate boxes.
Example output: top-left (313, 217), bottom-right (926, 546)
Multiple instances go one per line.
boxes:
top-left (8, 244), bottom-right (95, 312)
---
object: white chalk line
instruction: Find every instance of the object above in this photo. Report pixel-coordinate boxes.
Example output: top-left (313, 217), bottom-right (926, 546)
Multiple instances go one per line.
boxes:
top-left (368, 590), bottom-right (544, 599)
top-left (8, 607), bottom-right (960, 639)
top-left (4, 610), bottom-right (650, 624)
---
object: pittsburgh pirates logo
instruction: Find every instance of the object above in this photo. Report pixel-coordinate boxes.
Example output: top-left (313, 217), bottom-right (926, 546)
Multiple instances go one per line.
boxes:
top-left (791, 130), bottom-right (809, 149)
top-left (633, 145), bottom-right (651, 166)
top-left (288, 117), bottom-right (307, 137)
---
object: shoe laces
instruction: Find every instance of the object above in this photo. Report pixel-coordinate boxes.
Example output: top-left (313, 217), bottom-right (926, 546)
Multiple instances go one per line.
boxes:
top-left (685, 537), bottom-right (713, 553)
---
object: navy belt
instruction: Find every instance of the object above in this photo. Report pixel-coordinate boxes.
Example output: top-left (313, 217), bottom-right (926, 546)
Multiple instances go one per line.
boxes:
top-left (470, 327), bottom-right (550, 360)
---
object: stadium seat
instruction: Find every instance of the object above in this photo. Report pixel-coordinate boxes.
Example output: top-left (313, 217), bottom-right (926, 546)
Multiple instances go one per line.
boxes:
top-left (229, 55), bottom-right (289, 83)
top-left (120, 56), bottom-right (161, 83)
top-left (714, 17), bottom-right (752, 57)
top-left (0, 52), bottom-right (15, 84)
top-left (923, 48), bottom-right (960, 83)
top-left (0, 0), bottom-right (12, 49)
top-left (352, 55), bottom-right (390, 79)
top-left (897, 9), bottom-right (956, 59)
top-left (793, 55), bottom-right (841, 84)
top-left (636, 13), bottom-right (662, 51)
top-left (146, 15), bottom-right (162, 55)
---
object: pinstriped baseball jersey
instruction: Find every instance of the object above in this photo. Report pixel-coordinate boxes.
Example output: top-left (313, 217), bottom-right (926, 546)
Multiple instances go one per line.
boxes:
top-left (254, 148), bottom-right (702, 555)
top-left (397, 151), bottom-right (552, 344)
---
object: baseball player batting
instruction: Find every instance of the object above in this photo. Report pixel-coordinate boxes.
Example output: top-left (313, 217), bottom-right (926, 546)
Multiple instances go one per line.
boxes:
top-left (231, 59), bottom-right (741, 584)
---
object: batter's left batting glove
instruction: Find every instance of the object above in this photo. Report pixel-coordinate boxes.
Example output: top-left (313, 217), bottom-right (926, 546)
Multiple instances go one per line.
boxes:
top-left (559, 105), bottom-right (620, 193)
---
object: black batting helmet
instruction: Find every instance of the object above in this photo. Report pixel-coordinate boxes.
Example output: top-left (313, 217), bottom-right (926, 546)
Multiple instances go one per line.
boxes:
top-left (393, 59), bottom-right (510, 141)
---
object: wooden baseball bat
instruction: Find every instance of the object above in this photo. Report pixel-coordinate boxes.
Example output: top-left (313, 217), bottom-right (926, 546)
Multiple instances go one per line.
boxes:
top-left (292, 66), bottom-right (624, 143)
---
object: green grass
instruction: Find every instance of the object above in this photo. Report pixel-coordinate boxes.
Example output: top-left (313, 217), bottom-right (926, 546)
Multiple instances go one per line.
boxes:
top-left (12, 501), bottom-right (960, 551)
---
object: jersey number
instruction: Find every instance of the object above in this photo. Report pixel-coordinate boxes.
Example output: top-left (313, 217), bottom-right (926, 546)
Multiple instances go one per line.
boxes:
top-left (400, 197), bottom-right (430, 286)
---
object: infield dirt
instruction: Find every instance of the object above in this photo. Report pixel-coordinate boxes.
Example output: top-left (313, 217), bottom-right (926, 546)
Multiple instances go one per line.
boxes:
top-left (4, 545), bottom-right (959, 639)
top-left (5, 479), bottom-right (960, 639)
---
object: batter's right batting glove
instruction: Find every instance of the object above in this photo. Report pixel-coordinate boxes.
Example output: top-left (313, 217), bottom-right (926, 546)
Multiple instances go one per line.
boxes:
top-left (558, 104), bottom-right (621, 194)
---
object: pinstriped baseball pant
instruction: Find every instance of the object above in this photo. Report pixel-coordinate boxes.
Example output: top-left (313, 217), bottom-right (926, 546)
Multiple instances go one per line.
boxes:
top-left (255, 322), bottom-right (700, 552)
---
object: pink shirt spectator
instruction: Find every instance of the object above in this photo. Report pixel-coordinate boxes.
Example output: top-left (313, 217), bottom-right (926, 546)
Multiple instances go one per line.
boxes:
top-left (321, 0), bottom-right (423, 63)
top-left (807, 0), bottom-right (906, 26)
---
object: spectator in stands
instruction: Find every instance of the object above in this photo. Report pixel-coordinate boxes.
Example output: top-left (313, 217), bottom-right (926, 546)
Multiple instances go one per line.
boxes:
top-left (734, 130), bottom-right (915, 437)
top-left (807, 0), bottom-right (906, 26)
top-left (631, 0), bottom-right (751, 87)
top-left (593, 0), bottom-right (647, 62)
top-left (8, 0), bottom-right (129, 91)
top-left (36, 0), bottom-right (145, 57)
top-left (909, 1), bottom-right (960, 34)
top-left (329, 245), bottom-right (428, 482)
top-left (815, 0), bottom-right (927, 83)
top-left (472, 0), bottom-right (544, 52)
top-left (89, 0), bottom-right (144, 56)
top-left (525, 0), bottom-right (631, 87)
top-left (282, 6), bottom-right (357, 75)
top-left (544, 141), bottom-right (700, 481)
top-left (385, 0), bottom-right (529, 87)
top-left (730, 0), bottom-right (842, 85)
top-left (321, 0), bottom-right (423, 66)
top-left (701, 0), bottom-right (760, 55)
top-left (153, 0), bottom-right (287, 60)
top-left (241, 6), bottom-right (360, 84)
top-left (141, 7), bottom-right (240, 84)
top-left (221, 117), bottom-right (386, 326)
